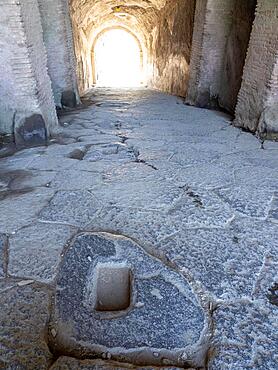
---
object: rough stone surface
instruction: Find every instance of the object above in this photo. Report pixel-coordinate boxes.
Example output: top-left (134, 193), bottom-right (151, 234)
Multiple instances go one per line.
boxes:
top-left (0, 281), bottom-right (53, 369)
top-left (14, 114), bottom-right (47, 148)
top-left (0, 188), bottom-right (55, 234)
top-left (62, 90), bottom-right (78, 108)
top-left (50, 233), bottom-right (205, 368)
top-left (0, 0), bottom-right (58, 136)
top-left (186, 0), bottom-right (235, 108)
top-left (235, 0), bottom-right (278, 133)
top-left (0, 88), bottom-right (277, 369)
top-left (38, 0), bottom-right (80, 108)
top-left (50, 356), bottom-right (186, 369)
top-left (219, 0), bottom-right (256, 113)
top-left (0, 234), bottom-right (7, 278)
top-left (8, 223), bottom-right (76, 282)
top-left (39, 190), bottom-right (102, 228)
top-left (209, 300), bottom-right (278, 370)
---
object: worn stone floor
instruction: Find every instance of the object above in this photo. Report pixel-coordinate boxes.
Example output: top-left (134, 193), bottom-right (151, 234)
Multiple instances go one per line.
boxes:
top-left (0, 88), bottom-right (277, 369)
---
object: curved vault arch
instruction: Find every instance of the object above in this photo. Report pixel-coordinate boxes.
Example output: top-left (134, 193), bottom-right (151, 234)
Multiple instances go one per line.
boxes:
top-left (89, 26), bottom-right (146, 86)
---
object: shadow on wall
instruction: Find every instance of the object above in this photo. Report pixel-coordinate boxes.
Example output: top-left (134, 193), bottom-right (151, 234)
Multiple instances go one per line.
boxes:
top-left (219, 0), bottom-right (257, 114)
top-left (151, 0), bottom-right (196, 97)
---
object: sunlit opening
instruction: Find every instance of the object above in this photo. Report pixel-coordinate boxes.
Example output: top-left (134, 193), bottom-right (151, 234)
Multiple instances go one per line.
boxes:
top-left (94, 29), bottom-right (143, 87)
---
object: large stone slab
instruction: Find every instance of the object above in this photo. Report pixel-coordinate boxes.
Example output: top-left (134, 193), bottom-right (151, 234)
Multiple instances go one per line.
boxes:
top-left (0, 188), bottom-right (54, 234)
top-left (9, 223), bottom-right (76, 282)
top-left (49, 233), bottom-right (206, 368)
top-left (39, 190), bottom-right (102, 227)
top-left (0, 281), bottom-right (52, 369)
top-left (161, 227), bottom-right (268, 300)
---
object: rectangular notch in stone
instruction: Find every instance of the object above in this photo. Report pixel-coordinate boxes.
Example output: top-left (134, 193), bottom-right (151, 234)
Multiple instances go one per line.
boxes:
top-left (95, 265), bottom-right (131, 312)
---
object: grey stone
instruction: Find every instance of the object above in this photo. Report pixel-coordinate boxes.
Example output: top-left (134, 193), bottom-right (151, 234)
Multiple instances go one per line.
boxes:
top-left (50, 233), bottom-right (205, 368)
top-left (14, 114), bottom-right (47, 148)
top-left (61, 90), bottom-right (77, 108)
top-left (0, 281), bottom-right (52, 369)
top-left (0, 234), bottom-right (7, 277)
top-left (268, 192), bottom-right (278, 223)
top-left (0, 188), bottom-right (55, 234)
top-left (39, 190), bottom-right (102, 227)
top-left (0, 88), bottom-right (277, 369)
top-left (50, 356), bottom-right (185, 369)
top-left (84, 143), bottom-right (136, 163)
top-left (209, 301), bottom-right (278, 370)
top-left (9, 223), bottom-right (76, 282)
top-left (50, 169), bottom-right (102, 191)
top-left (95, 265), bottom-right (131, 311)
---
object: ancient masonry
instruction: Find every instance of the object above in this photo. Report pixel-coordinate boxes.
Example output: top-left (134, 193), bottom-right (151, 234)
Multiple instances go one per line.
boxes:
top-left (0, 0), bottom-right (278, 369)
top-left (0, 0), bottom-right (278, 146)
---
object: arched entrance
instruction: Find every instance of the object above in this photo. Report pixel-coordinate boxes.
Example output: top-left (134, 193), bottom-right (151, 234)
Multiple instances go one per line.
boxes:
top-left (92, 28), bottom-right (144, 87)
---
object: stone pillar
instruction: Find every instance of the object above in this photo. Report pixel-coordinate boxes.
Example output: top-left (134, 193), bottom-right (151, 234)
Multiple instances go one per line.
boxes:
top-left (38, 0), bottom-right (80, 108)
top-left (186, 0), bottom-right (234, 108)
top-left (234, 0), bottom-right (278, 138)
top-left (0, 0), bottom-right (58, 147)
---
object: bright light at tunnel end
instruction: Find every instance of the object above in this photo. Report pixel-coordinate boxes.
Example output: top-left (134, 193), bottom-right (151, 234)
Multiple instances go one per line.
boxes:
top-left (94, 29), bottom-right (144, 88)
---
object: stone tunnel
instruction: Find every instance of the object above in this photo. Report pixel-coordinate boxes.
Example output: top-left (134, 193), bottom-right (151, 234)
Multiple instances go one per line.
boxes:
top-left (0, 0), bottom-right (278, 369)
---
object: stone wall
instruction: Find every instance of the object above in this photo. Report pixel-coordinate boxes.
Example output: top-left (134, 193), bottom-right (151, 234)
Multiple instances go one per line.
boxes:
top-left (218, 0), bottom-right (256, 113)
top-left (186, 0), bottom-right (235, 108)
top-left (0, 0), bottom-right (58, 145)
top-left (235, 0), bottom-right (278, 137)
top-left (38, 0), bottom-right (80, 108)
top-left (69, 0), bottom-right (195, 97)
top-left (150, 0), bottom-right (196, 97)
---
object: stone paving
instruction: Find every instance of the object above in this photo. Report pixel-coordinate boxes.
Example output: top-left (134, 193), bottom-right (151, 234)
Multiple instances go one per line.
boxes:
top-left (0, 88), bottom-right (277, 369)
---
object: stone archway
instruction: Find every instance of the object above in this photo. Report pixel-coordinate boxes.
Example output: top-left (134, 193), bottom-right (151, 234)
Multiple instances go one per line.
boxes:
top-left (90, 26), bottom-right (145, 87)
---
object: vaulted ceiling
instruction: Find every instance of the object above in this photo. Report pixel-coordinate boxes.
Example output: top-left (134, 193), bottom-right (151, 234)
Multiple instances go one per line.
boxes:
top-left (69, 0), bottom-right (167, 39)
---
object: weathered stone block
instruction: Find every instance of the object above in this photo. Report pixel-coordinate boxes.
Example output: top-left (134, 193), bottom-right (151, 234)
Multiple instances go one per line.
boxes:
top-left (0, 282), bottom-right (52, 369)
top-left (61, 90), bottom-right (77, 108)
top-left (14, 114), bottom-right (47, 148)
top-left (49, 233), bottom-right (205, 368)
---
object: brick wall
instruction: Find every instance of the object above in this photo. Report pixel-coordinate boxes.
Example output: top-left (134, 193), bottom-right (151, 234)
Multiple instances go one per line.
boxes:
top-left (38, 0), bottom-right (80, 108)
top-left (235, 0), bottom-right (278, 136)
top-left (0, 0), bottom-right (58, 139)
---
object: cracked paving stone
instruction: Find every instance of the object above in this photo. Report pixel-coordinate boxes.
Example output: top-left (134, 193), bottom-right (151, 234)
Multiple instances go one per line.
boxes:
top-left (83, 143), bottom-right (136, 163)
top-left (8, 223), bottom-right (76, 282)
top-left (209, 300), bottom-right (278, 370)
top-left (39, 190), bottom-right (103, 228)
top-left (91, 180), bottom-right (184, 210)
top-left (50, 356), bottom-right (187, 369)
top-left (0, 281), bottom-right (52, 369)
top-left (50, 169), bottom-right (103, 191)
top-left (173, 163), bottom-right (235, 189)
top-left (50, 233), bottom-right (206, 368)
top-left (167, 187), bottom-right (234, 229)
top-left (215, 186), bottom-right (274, 218)
top-left (101, 161), bottom-right (160, 184)
top-left (27, 154), bottom-right (79, 171)
top-left (0, 234), bottom-right (7, 277)
top-left (86, 206), bottom-right (180, 250)
top-left (0, 188), bottom-right (55, 234)
top-left (160, 228), bottom-right (268, 299)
